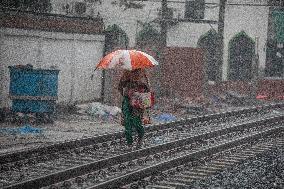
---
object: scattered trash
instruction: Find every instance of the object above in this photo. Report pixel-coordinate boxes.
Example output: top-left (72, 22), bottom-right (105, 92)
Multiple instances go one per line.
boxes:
top-left (211, 95), bottom-right (221, 104)
top-left (19, 124), bottom-right (43, 134)
top-left (272, 110), bottom-right (281, 114)
top-left (76, 104), bottom-right (90, 115)
top-left (81, 102), bottom-right (121, 117)
top-left (151, 136), bottom-right (165, 145)
top-left (154, 113), bottom-right (176, 122)
top-left (256, 94), bottom-right (268, 100)
top-left (0, 124), bottom-right (43, 135)
top-left (277, 95), bottom-right (284, 100)
top-left (225, 91), bottom-right (250, 106)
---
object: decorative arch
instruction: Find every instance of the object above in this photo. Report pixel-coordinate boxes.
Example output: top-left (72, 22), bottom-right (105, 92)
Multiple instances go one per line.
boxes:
top-left (197, 29), bottom-right (219, 81)
top-left (228, 31), bottom-right (255, 81)
top-left (104, 24), bottom-right (129, 53)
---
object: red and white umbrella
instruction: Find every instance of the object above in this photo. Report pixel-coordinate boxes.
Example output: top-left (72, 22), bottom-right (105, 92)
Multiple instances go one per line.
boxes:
top-left (95, 49), bottom-right (159, 71)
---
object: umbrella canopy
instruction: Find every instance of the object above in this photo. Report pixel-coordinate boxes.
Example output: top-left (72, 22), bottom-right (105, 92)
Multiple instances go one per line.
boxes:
top-left (96, 49), bottom-right (159, 70)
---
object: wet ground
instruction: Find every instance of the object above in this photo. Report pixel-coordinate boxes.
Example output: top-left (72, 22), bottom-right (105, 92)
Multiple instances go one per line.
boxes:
top-left (190, 147), bottom-right (284, 189)
top-left (0, 97), bottom-right (277, 154)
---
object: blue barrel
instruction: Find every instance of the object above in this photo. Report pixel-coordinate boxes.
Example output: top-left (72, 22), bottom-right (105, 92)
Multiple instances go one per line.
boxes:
top-left (9, 66), bottom-right (59, 113)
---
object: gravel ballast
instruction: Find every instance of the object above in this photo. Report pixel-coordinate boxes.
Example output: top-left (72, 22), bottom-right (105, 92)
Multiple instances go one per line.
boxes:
top-left (190, 147), bottom-right (284, 189)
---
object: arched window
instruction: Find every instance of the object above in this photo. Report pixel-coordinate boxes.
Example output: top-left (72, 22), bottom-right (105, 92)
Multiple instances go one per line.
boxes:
top-left (228, 31), bottom-right (255, 81)
top-left (197, 29), bottom-right (219, 81)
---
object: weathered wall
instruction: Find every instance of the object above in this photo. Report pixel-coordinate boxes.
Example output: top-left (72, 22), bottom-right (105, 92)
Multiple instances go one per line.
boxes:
top-left (257, 79), bottom-right (284, 99)
top-left (50, 0), bottom-right (219, 48)
top-left (51, 0), bottom-right (162, 47)
top-left (48, 0), bottom-right (283, 103)
top-left (102, 47), bottom-right (205, 105)
top-left (223, 0), bottom-right (270, 80)
top-left (50, 0), bottom-right (273, 82)
top-left (162, 47), bottom-right (205, 99)
top-left (167, 22), bottom-right (218, 48)
top-left (0, 11), bottom-right (104, 107)
top-left (167, 0), bottom-right (219, 47)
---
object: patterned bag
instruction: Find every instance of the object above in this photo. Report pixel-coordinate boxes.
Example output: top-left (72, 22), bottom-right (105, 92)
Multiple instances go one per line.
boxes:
top-left (142, 108), bottom-right (151, 125)
top-left (130, 91), bottom-right (154, 109)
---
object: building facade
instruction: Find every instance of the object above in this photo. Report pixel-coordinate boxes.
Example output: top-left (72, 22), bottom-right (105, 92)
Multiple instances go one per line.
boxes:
top-left (50, 0), bottom-right (283, 81)
top-left (0, 9), bottom-right (105, 108)
top-left (0, 0), bottom-right (283, 108)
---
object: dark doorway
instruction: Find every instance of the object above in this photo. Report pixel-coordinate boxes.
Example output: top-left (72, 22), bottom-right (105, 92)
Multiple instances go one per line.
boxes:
top-left (228, 31), bottom-right (255, 81)
top-left (197, 29), bottom-right (219, 81)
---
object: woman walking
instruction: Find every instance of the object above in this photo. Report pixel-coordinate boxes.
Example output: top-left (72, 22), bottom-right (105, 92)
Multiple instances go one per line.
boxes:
top-left (95, 49), bottom-right (158, 147)
top-left (118, 68), bottom-right (150, 148)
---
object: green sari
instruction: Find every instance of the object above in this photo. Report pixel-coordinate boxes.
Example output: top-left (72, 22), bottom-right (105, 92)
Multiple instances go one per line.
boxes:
top-left (122, 96), bottom-right (144, 145)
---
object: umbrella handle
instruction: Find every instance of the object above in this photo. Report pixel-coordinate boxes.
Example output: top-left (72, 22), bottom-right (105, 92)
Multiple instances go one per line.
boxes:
top-left (91, 67), bottom-right (98, 80)
top-left (143, 71), bottom-right (151, 89)
top-left (91, 66), bottom-right (101, 80)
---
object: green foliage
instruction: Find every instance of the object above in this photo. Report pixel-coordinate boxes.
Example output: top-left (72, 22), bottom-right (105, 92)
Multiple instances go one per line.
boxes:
top-left (136, 23), bottom-right (160, 44)
top-left (197, 29), bottom-right (218, 48)
top-left (0, 0), bottom-right (52, 13)
top-left (114, 0), bottom-right (145, 10)
top-left (105, 24), bottom-right (125, 33)
top-left (104, 24), bottom-right (129, 50)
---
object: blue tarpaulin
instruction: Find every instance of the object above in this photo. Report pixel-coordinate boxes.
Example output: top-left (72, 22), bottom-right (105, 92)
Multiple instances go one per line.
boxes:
top-left (0, 124), bottom-right (42, 135)
top-left (154, 113), bottom-right (177, 122)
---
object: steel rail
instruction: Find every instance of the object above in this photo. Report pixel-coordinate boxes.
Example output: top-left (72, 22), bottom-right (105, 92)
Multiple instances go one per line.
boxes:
top-left (1, 103), bottom-right (282, 164)
top-left (88, 126), bottom-right (284, 189)
top-left (146, 137), bottom-right (284, 188)
top-left (0, 110), bottom-right (277, 182)
top-left (4, 114), bottom-right (284, 189)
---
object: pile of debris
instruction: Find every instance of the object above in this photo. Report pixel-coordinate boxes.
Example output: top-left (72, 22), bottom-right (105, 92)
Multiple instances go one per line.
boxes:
top-left (77, 102), bottom-right (121, 119)
top-left (55, 91), bottom-right (268, 124)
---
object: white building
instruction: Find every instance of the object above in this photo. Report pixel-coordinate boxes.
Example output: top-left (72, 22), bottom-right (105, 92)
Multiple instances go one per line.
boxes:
top-left (0, 9), bottom-right (105, 108)
top-left (0, 0), bottom-right (283, 108)
top-left (50, 0), bottom-right (283, 80)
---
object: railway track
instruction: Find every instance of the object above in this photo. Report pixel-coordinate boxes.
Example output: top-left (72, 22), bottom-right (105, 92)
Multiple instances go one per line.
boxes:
top-left (75, 120), bottom-right (283, 189)
top-left (1, 105), bottom-right (283, 188)
top-left (0, 104), bottom-right (282, 189)
top-left (130, 136), bottom-right (284, 189)
top-left (1, 103), bottom-right (283, 166)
